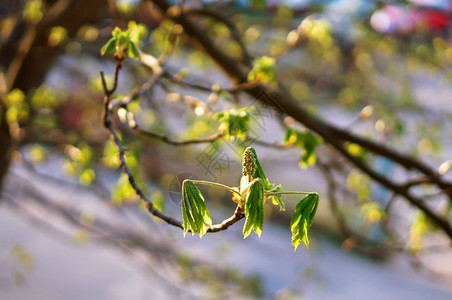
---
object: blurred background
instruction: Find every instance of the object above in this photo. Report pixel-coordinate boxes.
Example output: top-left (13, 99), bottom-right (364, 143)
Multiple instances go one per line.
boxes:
top-left (1, 0), bottom-right (452, 299)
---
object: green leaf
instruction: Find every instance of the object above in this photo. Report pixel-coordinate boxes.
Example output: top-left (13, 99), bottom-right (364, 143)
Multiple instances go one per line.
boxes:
top-left (128, 42), bottom-right (140, 59)
top-left (181, 180), bottom-right (212, 237)
top-left (284, 128), bottom-right (319, 169)
top-left (112, 27), bottom-right (123, 39)
top-left (243, 178), bottom-right (265, 238)
top-left (268, 184), bottom-right (285, 211)
top-left (215, 108), bottom-right (250, 140)
top-left (247, 56), bottom-right (276, 84)
top-left (101, 37), bottom-right (117, 56)
top-left (290, 193), bottom-right (319, 251)
top-left (128, 21), bottom-right (148, 45)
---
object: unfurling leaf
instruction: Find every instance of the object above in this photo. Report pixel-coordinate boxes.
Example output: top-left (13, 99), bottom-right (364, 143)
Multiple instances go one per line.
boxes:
top-left (181, 180), bottom-right (212, 238)
top-left (128, 42), bottom-right (140, 59)
top-left (291, 193), bottom-right (319, 250)
top-left (215, 108), bottom-right (250, 140)
top-left (248, 56), bottom-right (276, 84)
top-left (101, 24), bottom-right (145, 59)
top-left (243, 178), bottom-right (265, 238)
top-left (100, 38), bottom-right (117, 56)
top-left (284, 128), bottom-right (319, 169)
top-left (268, 184), bottom-right (285, 211)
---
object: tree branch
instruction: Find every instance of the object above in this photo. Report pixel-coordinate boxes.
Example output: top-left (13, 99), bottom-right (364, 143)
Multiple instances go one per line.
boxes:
top-left (101, 59), bottom-right (245, 234)
top-left (148, 0), bottom-right (452, 240)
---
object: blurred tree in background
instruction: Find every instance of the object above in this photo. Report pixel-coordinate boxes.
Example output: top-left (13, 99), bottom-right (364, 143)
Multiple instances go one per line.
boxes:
top-left (1, 0), bottom-right (452, 297)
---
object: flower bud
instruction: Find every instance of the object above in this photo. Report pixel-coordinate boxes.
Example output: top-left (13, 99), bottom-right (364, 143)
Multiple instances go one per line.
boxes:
top-left (242, 147), bottom-right (257, 176)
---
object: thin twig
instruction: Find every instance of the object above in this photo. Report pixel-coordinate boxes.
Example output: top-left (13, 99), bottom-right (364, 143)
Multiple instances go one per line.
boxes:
top-left (148, 0), bottom-right (452, 241)
top-left (162, 70), bottom-right (259, 94)
top-left (128, 113), bottom-right (225, 145)
top-left (183, 7), bottom-right (253, 67)
top-left (101, 59), bottom-right (245, 234)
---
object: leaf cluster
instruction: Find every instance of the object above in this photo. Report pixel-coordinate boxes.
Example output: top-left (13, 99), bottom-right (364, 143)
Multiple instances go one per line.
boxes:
top-left (100, 21), bottom-right (147, 60)
top-left (284, 128), bottom-right (319, 169)
top-left (215, 108), bottom-right (251, 140)
top-left (181, 146), bottom-right (319, 250)
top-left (247, 56), bottom-right (277, 84)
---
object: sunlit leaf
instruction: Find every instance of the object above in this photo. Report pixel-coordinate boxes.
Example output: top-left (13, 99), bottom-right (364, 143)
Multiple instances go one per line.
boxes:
top-left (128, 21), bottom-right (148, 45)
top-left (268, 184), bottom-right (285, 211)
top-left (112, 27), bottom-right (123, 39)
top-left (291, 193), bottom-right (319, 250)
top-left (100, 37), bottom-right (117, 56)
top-left (128, 42), bottom-right (140, 59)
top-left (283, 128), bottom-right (319, 169)
top-left (181, 180), bottom-right (212, 237)
top-left (247, 56), bottom-right (277, 84)
top-left (243, 178), bottom-right (265, 238)
top-left (215, 108), bottom-right (251, 140)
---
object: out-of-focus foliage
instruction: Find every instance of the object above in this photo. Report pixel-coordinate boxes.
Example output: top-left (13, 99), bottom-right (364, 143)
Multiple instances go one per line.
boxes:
top-left (248, 56), bottom-right (277, 84)
top-left (284, 128), bottom-right (319, 169)
top-left (215, 108), bottom-right (251, 140)
top-left (101, 21), bottom-right (147, 59)
top-left (3, 0), bottom-right (452, 267)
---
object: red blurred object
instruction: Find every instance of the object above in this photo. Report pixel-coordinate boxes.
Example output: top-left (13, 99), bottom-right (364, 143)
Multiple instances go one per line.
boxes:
top-left (419, 10), bottom-right (451, 31)
top-left (370, 3), bottom-right (452, 34)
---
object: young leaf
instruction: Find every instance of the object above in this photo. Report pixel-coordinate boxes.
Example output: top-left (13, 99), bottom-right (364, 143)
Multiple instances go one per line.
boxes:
top-left (181, 180), bottom-right (212, 237)
top-left (268, 184), bottom-right (285, 211)
top-left (243, 178), bottom-right (265, 238)
top-left (112, 27), bottom-right (123, 39)
top-left (248, 56), bottom-right (277, 84)
top-left (284, 128), bottom-right (319, 169)
top-left (128, 42), bottom-right (140, 60)
top-left (100, 37), bottom-right (116, 56)
top-left (128, 21), bottom-right (148, 45)
top-left (215, 108), bottom-right (250, 140)
top-left (290, 193), bottom-right (319, 251)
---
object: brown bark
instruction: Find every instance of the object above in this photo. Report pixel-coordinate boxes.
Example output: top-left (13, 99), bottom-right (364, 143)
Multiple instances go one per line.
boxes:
top-left (0, 104), bottom-right (11, 189)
